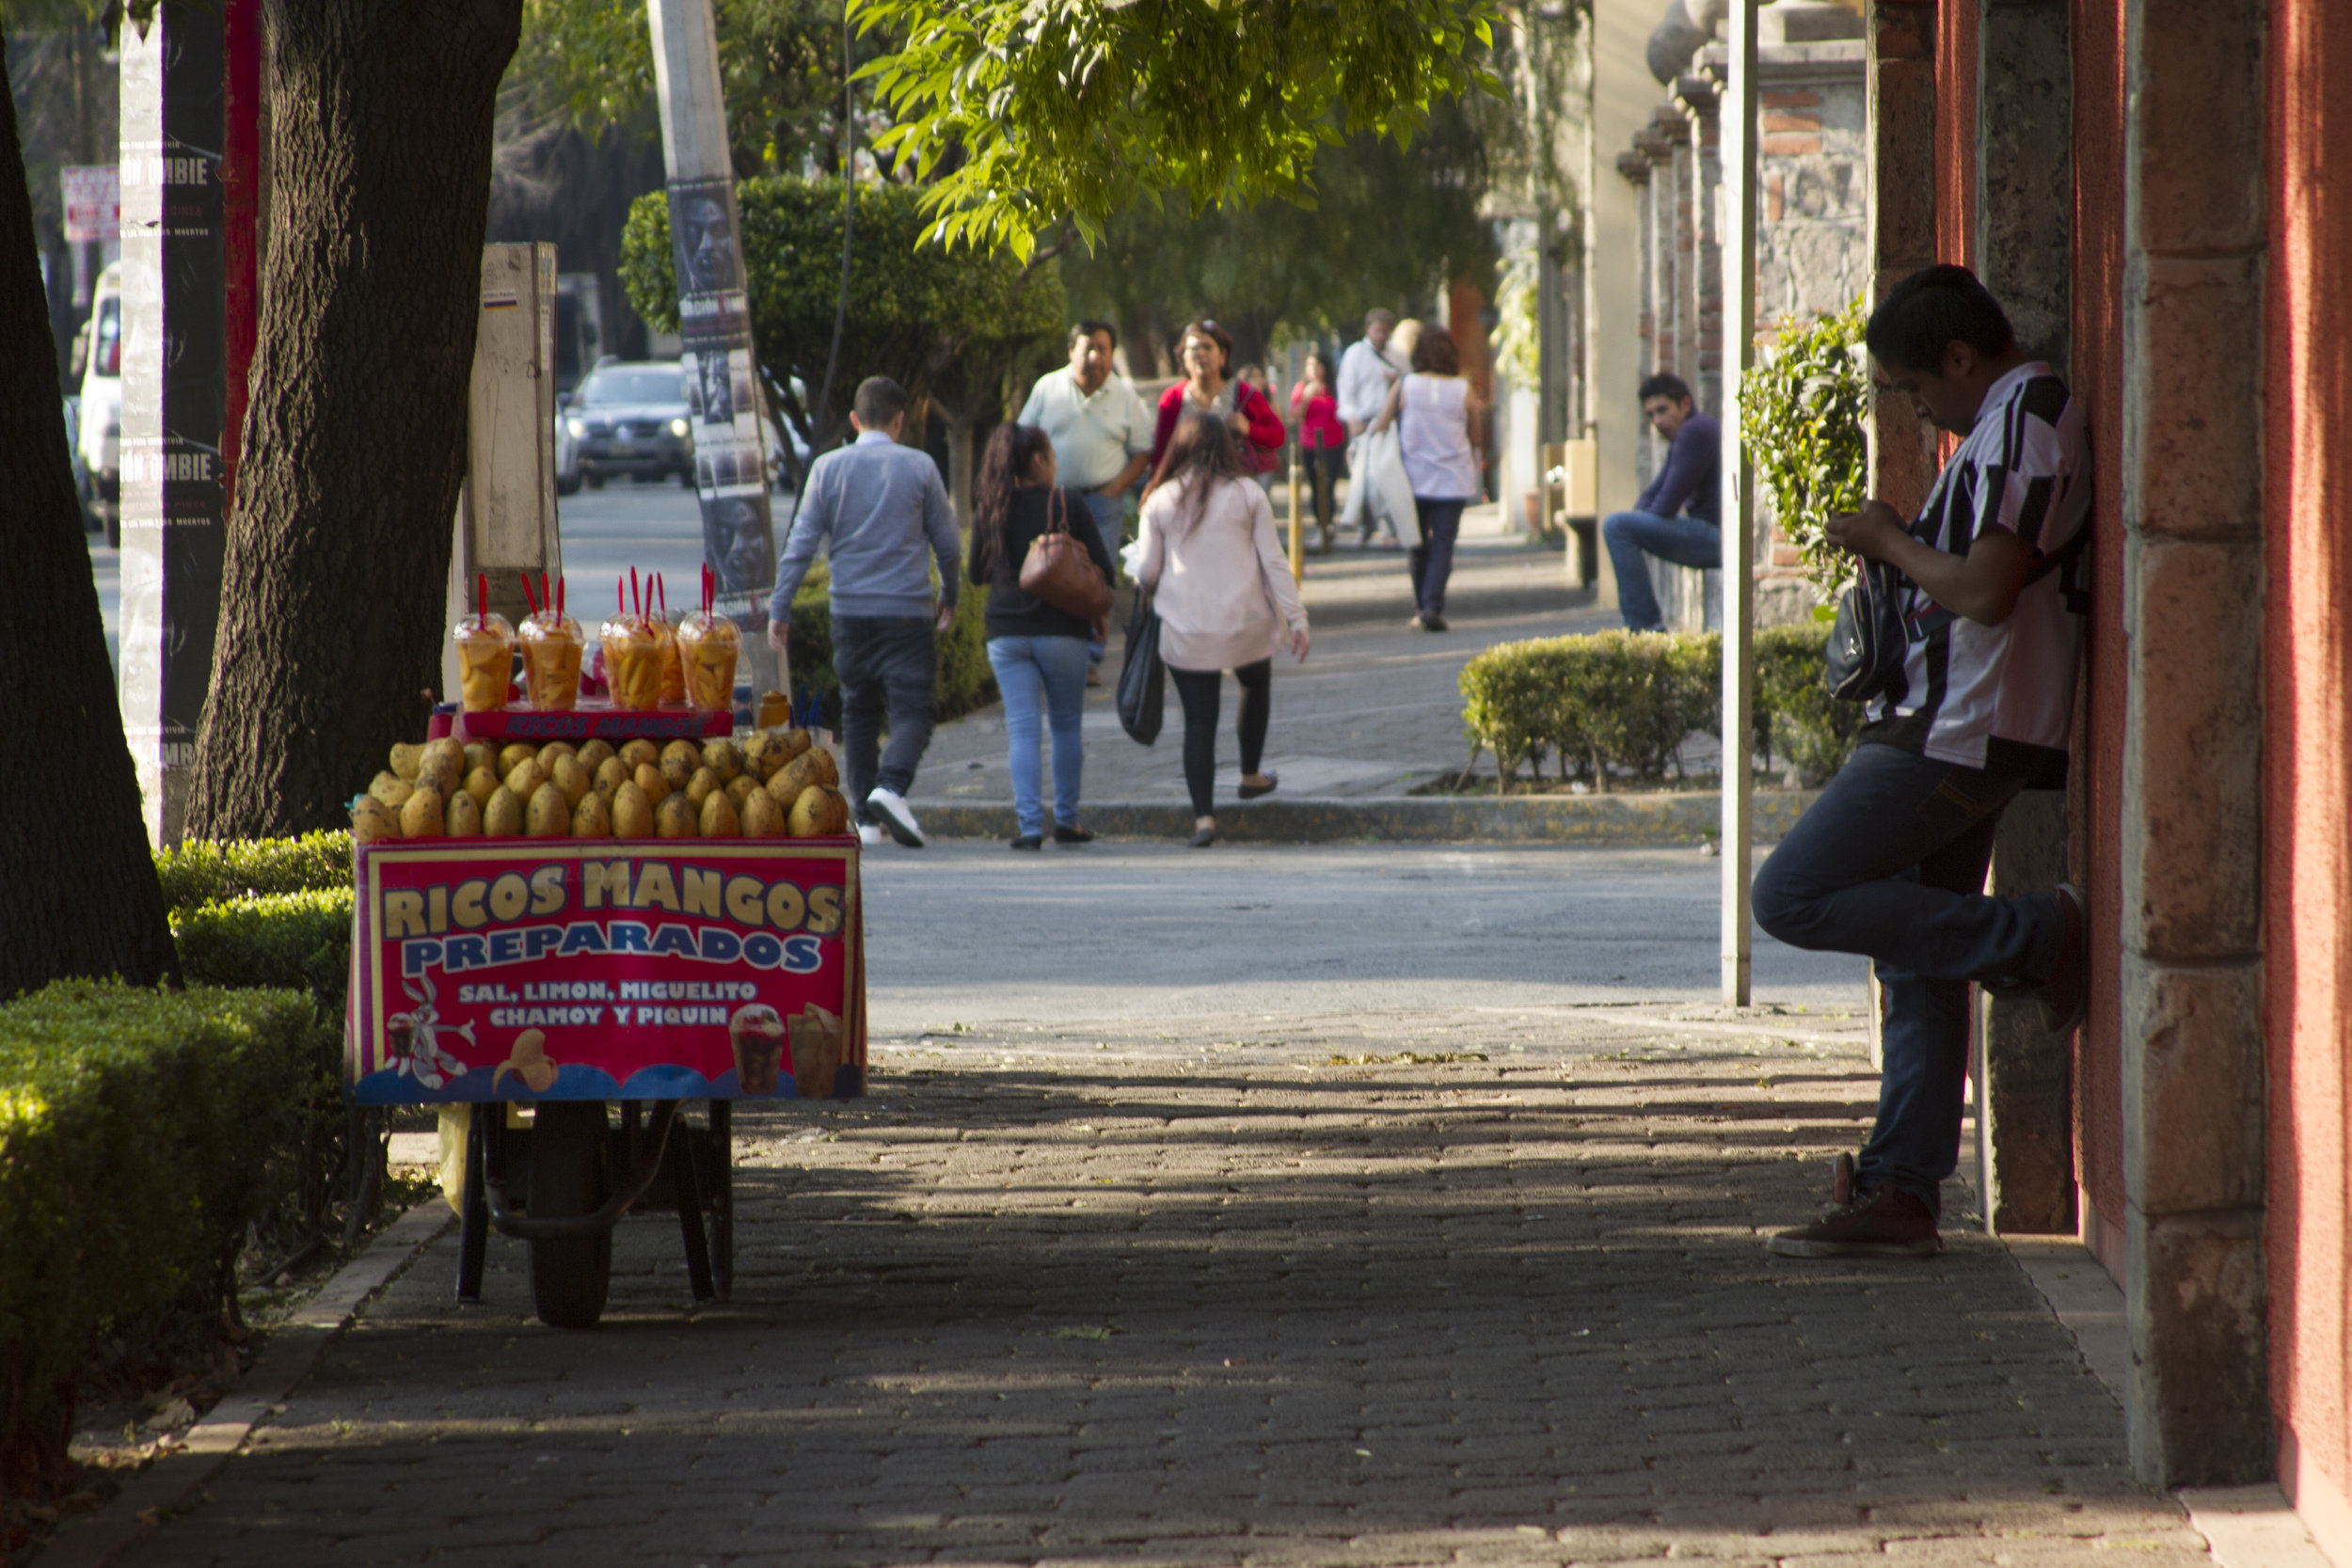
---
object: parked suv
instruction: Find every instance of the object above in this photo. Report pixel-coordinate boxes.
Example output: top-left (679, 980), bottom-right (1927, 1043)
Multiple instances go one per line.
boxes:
top-left (76, 261), bottom-right (123, 546)
top-left (559, 359), bottom-right (692, 491)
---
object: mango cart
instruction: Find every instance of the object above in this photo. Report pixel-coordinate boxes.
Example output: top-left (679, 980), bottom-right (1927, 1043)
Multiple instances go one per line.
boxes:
top-left (344, 705), bottom-right (866, 1331)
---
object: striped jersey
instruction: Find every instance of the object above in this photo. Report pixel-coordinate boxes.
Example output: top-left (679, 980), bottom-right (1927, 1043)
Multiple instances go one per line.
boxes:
top-left (1861, 362), bottom-right (2091, 786)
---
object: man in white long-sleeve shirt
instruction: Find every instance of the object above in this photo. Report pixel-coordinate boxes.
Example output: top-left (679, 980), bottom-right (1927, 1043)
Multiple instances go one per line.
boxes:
top-left (1336, 309), bottom-right (1407, 546)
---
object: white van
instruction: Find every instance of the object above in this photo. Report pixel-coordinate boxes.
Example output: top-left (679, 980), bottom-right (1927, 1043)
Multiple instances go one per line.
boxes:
top-left (77, 261), bottom-right (122, 546)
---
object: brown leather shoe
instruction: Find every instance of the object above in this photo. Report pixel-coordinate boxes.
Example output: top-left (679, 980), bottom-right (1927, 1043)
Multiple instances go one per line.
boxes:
top-left (1767, 1184), bottom-right (1940, 1259)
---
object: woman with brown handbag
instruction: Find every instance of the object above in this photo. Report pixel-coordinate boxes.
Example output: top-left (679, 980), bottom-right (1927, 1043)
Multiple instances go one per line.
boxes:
top-left (1135, 411), bottom-right (1311, 847)
top-left (967, 423), bottom-right (1116, 850)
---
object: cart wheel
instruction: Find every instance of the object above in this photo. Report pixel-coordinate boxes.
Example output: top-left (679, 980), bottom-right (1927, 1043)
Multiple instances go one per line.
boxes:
top-left (529, 1101), bottom-right (612, 1330)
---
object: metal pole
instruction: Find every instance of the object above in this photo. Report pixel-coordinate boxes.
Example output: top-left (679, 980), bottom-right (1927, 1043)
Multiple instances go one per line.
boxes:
top-left (1720, 0), bottom-right (1758, 1006)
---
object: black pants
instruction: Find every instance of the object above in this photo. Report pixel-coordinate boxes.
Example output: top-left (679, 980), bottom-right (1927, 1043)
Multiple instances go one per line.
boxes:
top-left (1302, 447), bottom-right (1340, 533)
top-left (1168, 659), bottom-right (1271, 817)
top-left (1409, 498), bottom-right (1466, 616)
top-left (831, 614), bottom-right (937, 819)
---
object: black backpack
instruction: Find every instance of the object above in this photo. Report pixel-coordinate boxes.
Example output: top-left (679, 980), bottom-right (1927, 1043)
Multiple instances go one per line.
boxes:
top-left (1824, 530), bottom-right (2090, 704)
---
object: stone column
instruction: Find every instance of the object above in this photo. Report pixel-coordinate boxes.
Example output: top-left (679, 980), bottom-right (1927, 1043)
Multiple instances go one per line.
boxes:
top-left (1973, 0), bottom-right (2076, 1237)
top-left (1615, 150), bottom-right (1657, 495)
top-left (1661, 106), bottom-right (1699, 395)
top-left (2116, 0), bottom-right (2270, 1488)
top-left (1863, 0), bottom-right (1937, 518)
top-left (1676, 74), bottom-right (1724, 420)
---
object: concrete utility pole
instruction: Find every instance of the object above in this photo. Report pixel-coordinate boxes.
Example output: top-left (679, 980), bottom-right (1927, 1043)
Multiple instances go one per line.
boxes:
top-left (117, 0), bottom-right (260, 847)
top-left (645, 0), bottom-right (781, 693)
top-left (1718, 0), bottom-right (1758, 1005)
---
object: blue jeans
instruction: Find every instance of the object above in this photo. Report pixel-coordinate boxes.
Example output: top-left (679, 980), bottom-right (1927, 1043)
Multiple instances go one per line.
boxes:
top-left (1603, 509), bottom-right (1720, 631)
top-left (831, 615), bottom-right (937, 819)
top-left (1410, 498), bottom-right (1466, 616)
top-left (1083, 490), bottom-right (1123, 669)
top-left (987, 635), bottom-right (1089, 835)
top-left (1752, 743), bottom-right (2067, 1212)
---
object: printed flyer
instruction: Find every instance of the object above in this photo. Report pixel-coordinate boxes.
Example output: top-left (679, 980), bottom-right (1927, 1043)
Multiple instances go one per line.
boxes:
top-left (346, 839), bottom-right (863, 1104)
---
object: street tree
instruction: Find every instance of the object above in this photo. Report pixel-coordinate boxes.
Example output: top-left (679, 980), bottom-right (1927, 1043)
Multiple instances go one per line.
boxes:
top-left (850, 0), bottom-right (1502, 260)
top-left (0, 32), bottom-right (178, 996)
top-left (621, 174), bottom-right (1062, 512)
top-left (187, 0), bottom-right (525, 840)
top-left (1059, 103), bottom-right (1496, 374)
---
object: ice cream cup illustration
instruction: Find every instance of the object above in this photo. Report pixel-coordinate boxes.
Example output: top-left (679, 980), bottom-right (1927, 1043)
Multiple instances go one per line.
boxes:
top-left (729, 1004), bottom-right (787, 1095)
top-left (452, 612), bottom-right (516, 712)
top-left (491, 1028), bottom-right (561, 1093)
top-left (788, 1004), bottom-right (845, 1100)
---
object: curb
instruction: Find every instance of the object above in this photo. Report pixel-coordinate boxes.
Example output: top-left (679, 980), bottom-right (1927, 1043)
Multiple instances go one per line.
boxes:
top-left (911, 789), bottom-right (1820, 845)
top-left (36, 1202), bottom-right (453, 1568)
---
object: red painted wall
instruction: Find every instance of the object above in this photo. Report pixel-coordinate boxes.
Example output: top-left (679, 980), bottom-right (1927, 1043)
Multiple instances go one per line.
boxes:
top-left (2266, 0), bottom-right (2352, 1509)
top-left (2070, 0), bottom-right (2128, 1259)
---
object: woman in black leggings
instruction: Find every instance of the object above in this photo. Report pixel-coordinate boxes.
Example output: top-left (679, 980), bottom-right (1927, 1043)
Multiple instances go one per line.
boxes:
top-left (1135, 412), bottom-right (1311, 847)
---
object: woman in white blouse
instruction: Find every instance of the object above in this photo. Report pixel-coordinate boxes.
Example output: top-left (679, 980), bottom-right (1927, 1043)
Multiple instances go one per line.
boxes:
top-left (1373, 324), bottom-right (1486, 632)
top-left (1135, 412), bottom-right (1311, 847)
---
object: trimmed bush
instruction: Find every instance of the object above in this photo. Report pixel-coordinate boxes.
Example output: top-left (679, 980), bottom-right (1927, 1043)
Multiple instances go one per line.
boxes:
top-left (154, 831), bottom-right (351, 918)
top-left (0, 982), bottom-right (314, 1481)
top-left (174, 890), bottom-right (355, 1016)
top-left (1458, 628), bottom-right (1860, 789)
top-left (784, 557), bottom-right (998, 729)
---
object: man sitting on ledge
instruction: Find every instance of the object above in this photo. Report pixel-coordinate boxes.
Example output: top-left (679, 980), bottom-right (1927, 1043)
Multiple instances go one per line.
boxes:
top-left (1601, 372), bottom-right (1720, 632)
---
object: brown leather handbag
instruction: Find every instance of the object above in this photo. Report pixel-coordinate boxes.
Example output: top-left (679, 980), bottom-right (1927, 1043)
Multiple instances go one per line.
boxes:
top-left (1020, 487), bottom-right (1114, 619)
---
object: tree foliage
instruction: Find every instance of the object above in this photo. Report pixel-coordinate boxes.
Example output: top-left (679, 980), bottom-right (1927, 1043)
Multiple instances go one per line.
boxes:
top-left (1057, 104), bottom-right (1495, 373)
top-left (620, 174), bottom-right (1063, 448)
top-left (849, 0), bottom-right (1503, 259)
top-left (1740, 297), bottom-right (1869, 599)
top-left (511, 0), bottom-right (881, 178)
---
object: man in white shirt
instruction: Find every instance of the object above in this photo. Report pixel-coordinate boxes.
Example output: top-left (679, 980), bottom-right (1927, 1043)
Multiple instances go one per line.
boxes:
top-left (1017, 321), bottom-right (1153, 683)
top-left (1336, 309), bottom-right (1407, 545)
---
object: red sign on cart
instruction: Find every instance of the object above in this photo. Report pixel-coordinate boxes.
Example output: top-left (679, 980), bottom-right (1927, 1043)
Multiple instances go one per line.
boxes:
top-left (346, 839), bottom-right (864, 1104)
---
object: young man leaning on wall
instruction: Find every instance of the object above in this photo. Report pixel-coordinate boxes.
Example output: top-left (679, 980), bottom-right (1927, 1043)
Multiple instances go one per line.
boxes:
top-left (1752, 265), bottom-right (2092, 1259)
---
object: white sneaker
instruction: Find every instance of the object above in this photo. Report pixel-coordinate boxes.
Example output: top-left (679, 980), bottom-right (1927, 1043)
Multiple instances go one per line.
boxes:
top-left (866, 787), bottom-right (926, 847)
top-left (857, 822), bottom-right (885, 847)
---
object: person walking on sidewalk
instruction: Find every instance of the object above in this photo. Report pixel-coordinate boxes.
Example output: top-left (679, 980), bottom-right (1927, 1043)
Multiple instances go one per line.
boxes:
top-left (1135, 411), bottom-right (1311, 848)
top-left (1015, 320), bottom-right (1153, 686)
top-left (966, 423), bottom-right (1115, 851)
top-left (1150, 321), bottom-right (1287, 479)
top-left (1371, 324), bottom-right (1486, 633)
top-left (1337, 309), bottom-right (1409, 547)
top-left (1290, 351), bottom-right (1346, 551)
top-left (767, 376), bottom-right (960, 849)
top-left (1752, 266), bottom-right (2091, 1259)
top-left (1600, 373), bottom-right (1720, 632)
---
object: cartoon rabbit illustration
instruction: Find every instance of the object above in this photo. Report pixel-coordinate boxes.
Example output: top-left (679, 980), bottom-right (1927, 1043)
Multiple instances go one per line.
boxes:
top-left (386, 974), bottom-right (475, 1090)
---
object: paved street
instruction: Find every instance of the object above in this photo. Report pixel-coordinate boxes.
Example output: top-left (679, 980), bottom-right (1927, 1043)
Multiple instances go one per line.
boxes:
top-left (117, 846), bottom-right (2213, 1568)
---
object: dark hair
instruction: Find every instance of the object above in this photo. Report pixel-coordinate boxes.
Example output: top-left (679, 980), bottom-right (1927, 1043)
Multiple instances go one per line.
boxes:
top-left (1070, 319), bottom-right (1119, 351)
top-left (973, 422), bottom-right (1055, 580)
top-left (853, 375), bottom-right (907, 428)
top-left (1410, 325), bottom-right (1462, 376)
top-left (1151, 411), bottom-right (1250, 540)
top-left (1304, 351), bottom-right (1333, 384)
top-left (1179, 320), bottom-right (1234, 376)
top-left (1638, 372), bottom-right (1692, 406)
top-left (1865, 264), bottom-right (2017, 374)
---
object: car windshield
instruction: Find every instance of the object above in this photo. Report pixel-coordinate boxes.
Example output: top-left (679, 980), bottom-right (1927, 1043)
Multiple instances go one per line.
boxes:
top-left (576, 366), bottom-right (683, 406)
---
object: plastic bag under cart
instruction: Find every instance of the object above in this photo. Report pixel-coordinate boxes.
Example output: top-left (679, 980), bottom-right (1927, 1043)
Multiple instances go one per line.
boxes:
top-left (343, 834), bottom-right (866, 1328)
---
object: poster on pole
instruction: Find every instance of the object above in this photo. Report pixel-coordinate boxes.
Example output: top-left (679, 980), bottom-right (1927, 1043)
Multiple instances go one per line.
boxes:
top-left (61, 164), bottom-right (119, 244)
top-left (667, 178), bottom-right (778, 620)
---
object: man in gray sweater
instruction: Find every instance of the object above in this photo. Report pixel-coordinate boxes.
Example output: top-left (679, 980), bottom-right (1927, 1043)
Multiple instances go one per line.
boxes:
top-left (767, 377), bottom-right (960, 847)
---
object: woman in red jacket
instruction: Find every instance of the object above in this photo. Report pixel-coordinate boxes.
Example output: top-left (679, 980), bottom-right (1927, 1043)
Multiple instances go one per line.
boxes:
top-left (1149, 320), bottom-right (1285, 481)
top-left (1290, 350), bottom-right (1346, 551)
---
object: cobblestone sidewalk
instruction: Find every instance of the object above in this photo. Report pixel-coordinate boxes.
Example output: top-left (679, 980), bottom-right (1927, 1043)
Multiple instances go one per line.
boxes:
top-left (120, 1018), bottom-right (2210, 1567)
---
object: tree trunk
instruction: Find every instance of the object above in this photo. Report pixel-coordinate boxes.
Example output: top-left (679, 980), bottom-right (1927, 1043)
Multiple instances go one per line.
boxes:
top-left (187, 0), bottom-right (523, 840)
top-left (0, 32), bottom-right (178, 1001)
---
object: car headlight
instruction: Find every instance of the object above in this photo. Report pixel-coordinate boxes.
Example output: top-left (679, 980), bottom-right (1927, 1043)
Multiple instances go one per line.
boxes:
top-left (565, 419), bottom-right (584, 437)
top-left (669, 418), bottom-right (690, 438)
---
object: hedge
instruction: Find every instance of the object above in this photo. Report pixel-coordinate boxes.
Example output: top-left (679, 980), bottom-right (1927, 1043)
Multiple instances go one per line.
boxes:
top-left (154, 831), bottom-right (351, 918)
top-left (1, 982), bottom-right (314, 1480)
top-left (1459, 627), bottom-right (1862, 791)
top-left (783, 557), bottom-right (998, 728)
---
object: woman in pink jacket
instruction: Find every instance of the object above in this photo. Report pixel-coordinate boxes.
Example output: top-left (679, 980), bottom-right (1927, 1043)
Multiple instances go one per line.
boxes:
top-left (1135, 411), bottom-right (1311, 847)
